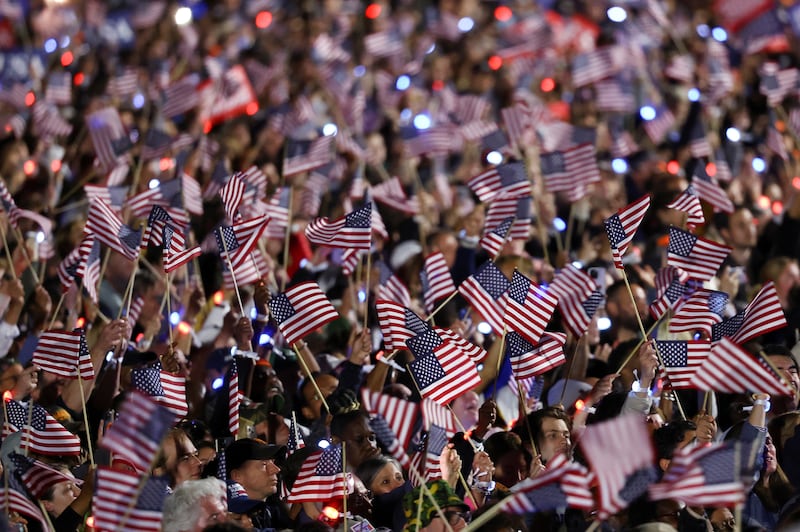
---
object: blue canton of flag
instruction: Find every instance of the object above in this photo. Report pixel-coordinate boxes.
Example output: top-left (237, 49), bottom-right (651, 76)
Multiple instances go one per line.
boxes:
top-left (137, 476), bottom-right (170, 511)
top-left (131, 367), bottom-right (165, 397)
top-left (316, 444), bottom-right (343, 476)
top-left (540, 151), bottom-right (566, 175)
top-left (709, 291), bottom-right (728, 316)
top-left (618, 467), bottom-right (659, 505)
top-left (604, 215), bottom-right (626, 249)
top-left (405, 308), bottom-right (432, 336)
top-left (344, 204), bottom-right (372, 228)
top-left (711, 313), bottom-right (746, 342)
top-left (427, 424), bottom-right (448, 456)
top-left (581, 291), bottom-right (605, 319)
top-left (268, 293), bottom-right (295, 326)
top-left (506, 331), bottom-right (535, 357)
top-left (407, 329), bottom-right (443, 357)
top-left (474, 262), bottom-right (510, 300)
top-left (409, 353), bottom-right (447, 389)
top-left (118, 225), bottom-right (142, 253)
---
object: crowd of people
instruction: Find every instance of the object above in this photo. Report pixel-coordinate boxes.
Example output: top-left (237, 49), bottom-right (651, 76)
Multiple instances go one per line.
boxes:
top-left (0, 0), bottom-right (800, 530)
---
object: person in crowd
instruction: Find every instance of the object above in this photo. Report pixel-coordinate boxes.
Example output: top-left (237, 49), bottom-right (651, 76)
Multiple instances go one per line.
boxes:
top-left (162, 478), bottom-right (228, 532)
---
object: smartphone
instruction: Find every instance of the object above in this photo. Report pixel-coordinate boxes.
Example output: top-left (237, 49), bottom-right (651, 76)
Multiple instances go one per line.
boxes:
top-left (588, 267), bottom-right (606, 294)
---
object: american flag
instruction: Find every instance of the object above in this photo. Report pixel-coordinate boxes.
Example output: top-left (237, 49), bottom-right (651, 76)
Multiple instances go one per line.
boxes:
top-left (435, 326), bottom-right (488, 365)
top-left (161, 74), bottom-right (201, 118)
top-left (2, 470), bottom-right (48, 530)
top-left (579, 415), bottom-right (658, 518)
top-left (505, 271), bottom-right (558, 345)
top-left (287, 444), bottom-right (349, 503)
top-left (559, 290), bottom-right (605, 338)
top-left (691, 337), bottom-right (792, 396)
top-left (369, 413), bottom-right (411, 468)
top-left (93, 466), bottom-right (168, 532)
top-left (664, 54), bottom-right (695, 83)
top-left (44, 71), bottom-right (72, 105)
top-left (711, 281), bottom-right (787, 345)
top-left (287, 415), bottom-right (306, 455)
top-left (139, 126), bottom-right (173, 160)
top-left (32, 101), bottom-right (73, 138)
top-left (656, 340), bottom-right (711, 388)
top-left (667, 185), bottom-right (705, 228)
top-left (692, 161), bottom-right (734, 213)
top-left (0, 179), bottom-right (19, 227)
top-left (407, 330), bottom-right (482, 406)
top-left (480, 216), bottom-right (513, 259)
top-left (421, 397), bottom-right (457, 436)
top-left (415, 423), bottom-right (450, 481)
top-left (595, 78), bottom-right (636, 113)
top-left (453, 94), bottom-right (490, 124)
top-left (126, 296), bottom-right (145, 329)
top-left (220, 172), bottom-right (246, 221)
top-left (32, 328), bottom-right (93, 380)
top-left (162, 226), bottom-right (201, 274)
top-left (130, 363), bottom-right (188, 419)
top-left (420, 252), bottom-right (456, 313)
top-left (649, 275), bottom-right (687, 320)
top-left (269, 281), bottom-right (340, 346)
top-left (540, 144), bottom-right (601, 202)
top-left (507, 331), bottom-right (567, 380)
top-left (3, 399), bottom-right (82, 456)
top-left (643, 107), bottom-right (676, 143)
top-left (603, 194), bottom-right (650, 270)
top-left (686, 114), bottom-right (713, 158)
top-left (501, 102), bottom-right (536, 150)
top-left (179, 173), bottom-right (203, 216)
top-left (11, 452), bottom-right (79, 499)
top-left (361, 389), bottom-right (419, 452)
top-left (125, 179), bottom-right (183, 216)
top-left (549, 265), bottom-right (597, 303)
top-left (458, 260), bottom-right (510, 333)
top-left (767, 122), bottom-right (789, 161)
top-left (85, 199), bottom-right (141, 261)
top-left (340, 248), bottom-right (361, 276)
top-left (86, 107), bottom-right (130, 171)
top-left (228, 360), bottom-right (241, 436)
top-left (141, 205), bottom-right (180, 249)
top-left (100, 392), bottom-right (177, 467)
top-left (670, 288), bottom-right (728, 336)
top-left (265, 186), bottom-right (291, 239)
top-left (376, 262), bottom-right (411, 307)
top-left (305, 203), bottom-right (371, 250)
top-left (649, 442), bottom-right (748, 507)
top-left (484, 193), bottom-right (532, 241)
top-left (375, 300), bottom-right (430, 352)
top-left (202, 159), bottom-right (231, 200)
top-left (107, 66), bottom-right (139, 98)
top-left (364, 30), bottom-right (406, 58)
top-left (503, 454), bottom-right (594, 514)
top-left (215, 215), bottom-right (270, 273)
top-left (467, 161), bottom-right (530, 203)
top-left (283, 136), bottom-right (335, 177)
top-left (57, 234), bottom-right (95, 294)
top-left (759, 62), bottom-right (798, 107)
top-left (84, 184), bottom-right (129, 212)
top-left (371, 176), bottom-right (419, 215)
top-left (571, 45), bottom-right (624, 87)
top-left (667, 227), bottom-right (731, 281)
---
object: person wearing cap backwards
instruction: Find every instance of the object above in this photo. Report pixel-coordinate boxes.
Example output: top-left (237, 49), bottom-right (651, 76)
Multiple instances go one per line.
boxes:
top-left (224, 438), bottom-right (289, 530)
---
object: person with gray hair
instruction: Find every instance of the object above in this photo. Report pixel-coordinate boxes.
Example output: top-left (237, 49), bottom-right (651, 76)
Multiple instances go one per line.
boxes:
top-left (161, 478), bottom-right (227, 532)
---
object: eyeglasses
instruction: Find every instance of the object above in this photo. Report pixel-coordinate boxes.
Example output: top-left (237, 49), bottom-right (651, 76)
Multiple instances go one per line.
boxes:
top-left (713, 518), bottom-right (736, 531)
top-left (440, 510), bottom-right (470, 525)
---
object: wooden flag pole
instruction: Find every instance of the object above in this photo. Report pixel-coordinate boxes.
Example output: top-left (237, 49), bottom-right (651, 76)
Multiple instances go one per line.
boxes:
top-left (559, 335), bottom-right (585, 407)
top-left (165, 272), bottom-right (174, 345)
top-left (24, 397), bottom-right (34, 458)
top-left (405, 463), bottom-right (456, 532)
top-left (11, 226), bottom-right (40, 285)
top-left (75, 366), bottom-right (95, 466)
top-left (2, 397), bottom-right (9, 517)
top-left (0, 223), bottom-right (17, 280)
top-left (48, 292), bottom-right (66, 331)
top-left (363, 250), bottom-right (372, 331)
top-left (218, 228), bottom-right (246, 317)
top-left (292, 344), bottom-right (329, 414)
top-left (342, 441), bottom-right (348, 532)
top-left (492, 326), bottom-right (508, 399)
top-left (563, 202), bottom-right (577, 257)
top-left (281, 187), bottom-right (294, 293)
top-left (517, 380), bottom-right (540, 457)
top-left (620, 268), bottom-right (686, 420)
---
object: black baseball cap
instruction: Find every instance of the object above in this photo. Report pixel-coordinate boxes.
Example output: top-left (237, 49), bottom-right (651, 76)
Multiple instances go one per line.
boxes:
top-left (224, 438), bottom-right (286, 473)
